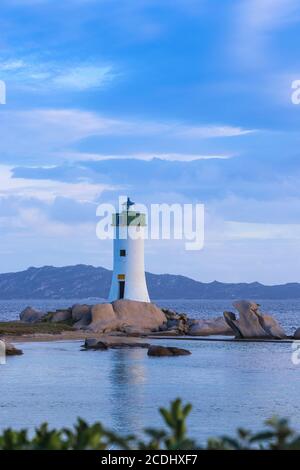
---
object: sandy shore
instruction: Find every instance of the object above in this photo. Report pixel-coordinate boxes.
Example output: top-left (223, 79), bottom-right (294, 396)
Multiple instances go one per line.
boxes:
top-left (3, 331), bottom-right (150, 344)
top-left (4, 331), bottom-right (296, 345)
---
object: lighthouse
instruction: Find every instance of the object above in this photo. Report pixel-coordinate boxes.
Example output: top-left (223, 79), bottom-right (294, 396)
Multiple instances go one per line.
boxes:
top-left (108, 198), bottom-right (150, 303)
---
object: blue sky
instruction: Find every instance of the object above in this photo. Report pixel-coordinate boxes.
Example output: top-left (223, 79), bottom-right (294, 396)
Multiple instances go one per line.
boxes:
top-left (0, 0), bottom-right (300, 283)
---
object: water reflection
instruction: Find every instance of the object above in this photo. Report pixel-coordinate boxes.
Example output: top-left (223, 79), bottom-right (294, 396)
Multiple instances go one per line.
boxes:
top-left (1, 339), bottom-right (300, 443)
top-left (109, 348), bottom-right (147, 434)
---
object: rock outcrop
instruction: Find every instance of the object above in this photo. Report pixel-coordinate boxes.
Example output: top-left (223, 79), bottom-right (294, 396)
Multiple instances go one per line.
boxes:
top-left (147, 345), bottom-right (191, 357)
top-left (50, 309), bottom-right (72, 323)
top-left (72, 304), bottom-right (92, 329)
top-left (89, 300), bottom-right (166, 334)
top-left (119, 325), bottom-right (150, 336)
top-left (89, 303), bottom-right (118, 333)
top-left (18, 300), bottom-right (166, 333)
top-left (18, 299), bottom-right (287, 340)
top-left (224, 300), bottom-right (286, 339)
top-left (188, 317), bottom-right (232, 336)
top-left (20, 306), bottom-right (45, 323)
top-left (162, 309), bottom-right (190, 335)
top-left (160, 309), bottom-right (232, 336)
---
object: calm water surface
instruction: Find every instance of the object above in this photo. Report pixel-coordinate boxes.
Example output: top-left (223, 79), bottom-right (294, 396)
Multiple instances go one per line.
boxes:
top-left (0, 299), bottom-right (300, 443)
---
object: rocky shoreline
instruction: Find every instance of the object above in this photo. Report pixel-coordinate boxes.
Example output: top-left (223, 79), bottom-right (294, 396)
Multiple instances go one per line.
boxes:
top-left (2, 299), bottom-right (299, 357)
top-left (18, 299), bottom-right (294, 338)
top-left (18, 299), bottom-right (234, 337)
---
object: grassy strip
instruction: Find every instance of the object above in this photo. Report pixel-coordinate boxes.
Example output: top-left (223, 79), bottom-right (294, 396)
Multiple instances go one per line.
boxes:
top-left (0, 321), bottom-right (75, 336)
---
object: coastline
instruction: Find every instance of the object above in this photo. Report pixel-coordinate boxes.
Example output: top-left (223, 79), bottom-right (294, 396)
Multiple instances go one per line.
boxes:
top-left (2, 298), bottom-right (297, 347)
top-left (3, 331), bottom-right (297, 345)
top-left (2, 331), bottom-right (150, 344)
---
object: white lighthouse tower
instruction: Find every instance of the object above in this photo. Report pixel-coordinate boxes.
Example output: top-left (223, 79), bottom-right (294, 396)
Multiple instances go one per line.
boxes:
top-left (108, 198), bottom-right (150, 303)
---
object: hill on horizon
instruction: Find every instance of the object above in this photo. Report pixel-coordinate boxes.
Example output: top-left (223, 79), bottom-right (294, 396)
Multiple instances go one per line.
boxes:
top-left (0, 265), bottom-right (299, 300)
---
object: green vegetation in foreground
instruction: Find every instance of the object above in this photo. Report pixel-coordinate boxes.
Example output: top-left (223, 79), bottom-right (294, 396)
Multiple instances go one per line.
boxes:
top-left (0, 321), bottom-right (75, 336)
top-left (0, 399), bottom-right (299, 450)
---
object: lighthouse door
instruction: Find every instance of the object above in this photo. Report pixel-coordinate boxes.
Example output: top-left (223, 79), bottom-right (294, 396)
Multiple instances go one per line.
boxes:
top-left (118, 280), bottom-right (125, 299)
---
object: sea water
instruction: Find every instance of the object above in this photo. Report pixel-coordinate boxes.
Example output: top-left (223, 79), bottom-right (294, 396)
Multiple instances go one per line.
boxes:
top-left (0, 299), bottom-right (300, 444)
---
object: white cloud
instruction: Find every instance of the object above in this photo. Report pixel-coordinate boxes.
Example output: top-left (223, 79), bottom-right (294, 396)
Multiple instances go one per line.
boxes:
top-left (0, 57), bottom-right (116, 91)
top-left (0, 165), bottom-right (115, 202)
top-left (0, 60), bottom-right (26, 71)
top-left (0, 108), bottom-right (255, 161)
top-left (224, 221), bottom-right (300, 241)
top-left (0, 109), bottom-right (123, 158)
top-left (19, 208), bottom-right (99, 240)
top-left (233, 0), bottom-right (300, 67)
top-left (0, 163), bottom-right (117, 251)
top-left (240, 0), bottom-right (298, 30)
top-left (205, 210), bottom-right (300, 243)
top-left (179, 125), bottom-right (255, 138)
top-left (52, 65), bottom-right (115, 91)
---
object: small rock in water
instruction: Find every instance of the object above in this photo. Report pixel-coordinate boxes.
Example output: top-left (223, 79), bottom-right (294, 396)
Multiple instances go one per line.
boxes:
top-left (82, 338), bottom-right (150, 350)
top-left (109, 342), bottom-right (150, 349)
top-left (294, 328), bottom-right (300, 340)
top-left (83, 338), bottom-right (108, 350)
top-left (147, 345), bottom-right (191, 357)
top-left (4, 341), bottom-right (23, 356)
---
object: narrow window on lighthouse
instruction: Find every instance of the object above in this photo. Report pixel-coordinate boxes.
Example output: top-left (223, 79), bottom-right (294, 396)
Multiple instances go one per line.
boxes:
top-left (120, 249), bottom-right (126, 257)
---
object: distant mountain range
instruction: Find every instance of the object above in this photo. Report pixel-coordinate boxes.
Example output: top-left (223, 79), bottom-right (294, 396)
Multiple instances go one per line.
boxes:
top-left (0, 265), bottom-right (299, 300)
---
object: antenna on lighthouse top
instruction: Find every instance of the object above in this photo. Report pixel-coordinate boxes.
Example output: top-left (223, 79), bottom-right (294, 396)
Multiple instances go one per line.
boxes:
top-left (123, 197), bottom-right (135, 213)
